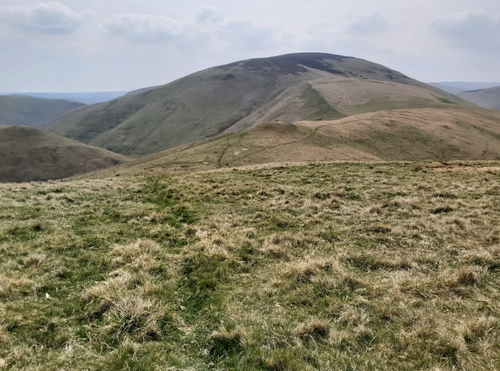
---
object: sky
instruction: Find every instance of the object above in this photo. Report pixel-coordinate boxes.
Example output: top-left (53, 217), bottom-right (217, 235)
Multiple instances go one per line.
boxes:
top-left (1, 0), bottom-right (500, 92)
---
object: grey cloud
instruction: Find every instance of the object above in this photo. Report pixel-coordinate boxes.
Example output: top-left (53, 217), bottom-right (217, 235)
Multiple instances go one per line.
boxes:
top-left (104, 14), bottom-right (181, 43)
top-left (431, 11), bottom-right (500, 51)
top-left (196, 6), bottom-right (223, 24)
top-left (217, 20), bottom-right (275, 50)
top-left (346, 12), bottom-right (387, 34)
top-left (0, 1), bottom-right (83, 35)
top-left (103, 13), bottom-right (211, 51)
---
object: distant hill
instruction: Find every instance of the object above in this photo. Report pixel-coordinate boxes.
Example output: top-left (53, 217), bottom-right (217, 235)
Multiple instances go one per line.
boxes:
top-left (0, 95), bottom-right (84, 127)
top-left (2, 92), bottom-right (128, 105)
top-left (427, 83), bottom-right (464, 95)
top-left (457, 86), bottom-right (500, 110)
top-left (86, 106), bottom-right (500, 178)
top-left (430, 82), bottom-right (500, 91)
top-left (428, 82), bottom-right (500, 96)
top-left (42, 53), bottom-right (468, 157)
top-left (0, 126), bottom-right (129, 183)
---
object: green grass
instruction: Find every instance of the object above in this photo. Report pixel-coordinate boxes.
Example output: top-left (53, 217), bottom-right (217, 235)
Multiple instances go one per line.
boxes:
top-left (298, 83), bottom-right (345, 121)
top-left (0, 95), bottom-right (83, 128)
top-left (42, 53), bottom-right (467, 157)
top-left (1, 162), bottom-right (500, 370)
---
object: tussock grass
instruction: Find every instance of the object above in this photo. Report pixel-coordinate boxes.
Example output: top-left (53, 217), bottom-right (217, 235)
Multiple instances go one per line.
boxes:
top-left (1, 162), bottom-right (500, 369)
top-left (296, 319), bottom-right (330, 340)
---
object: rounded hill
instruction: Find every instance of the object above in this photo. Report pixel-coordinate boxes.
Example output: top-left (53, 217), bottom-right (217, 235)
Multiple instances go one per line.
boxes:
top-left (0, 95), bottom-right (84, 127)
top-left (0, 126), bottom-right (129, 182)
top-left (42, 53), bottom-right (467, 157)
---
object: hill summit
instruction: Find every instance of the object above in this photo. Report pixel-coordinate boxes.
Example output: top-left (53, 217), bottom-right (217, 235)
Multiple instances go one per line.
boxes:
top-left (42, 53), bottom-right (467, 157)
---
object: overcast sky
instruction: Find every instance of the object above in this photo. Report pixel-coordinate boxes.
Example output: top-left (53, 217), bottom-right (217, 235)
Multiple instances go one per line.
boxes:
top-left (1, 0), bottom-right (500, 92)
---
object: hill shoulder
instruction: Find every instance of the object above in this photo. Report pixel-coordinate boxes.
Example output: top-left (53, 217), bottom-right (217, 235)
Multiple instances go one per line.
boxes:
top-left (76, 106), bottom-right (500, 179)
top-left (0, 125), bottom-right (129, 182)
top-left (0, 95), bottom-right (84, 127)
top-left (458, 86), bottom-right (500, 110)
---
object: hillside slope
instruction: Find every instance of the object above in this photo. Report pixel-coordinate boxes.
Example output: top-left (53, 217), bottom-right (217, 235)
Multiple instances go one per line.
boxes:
top-left (0, 95), bottom-right (84, 127)
top-left (84, 107), bottom-right (500, 178)
top-left (458, 86), bottom-right (500, 110)
top-left (427, 83), bottom-right (464, 95)
top-left (42, 53), bottom-right (467, 157)
top-left (0, 126), bottom-right (129, 182)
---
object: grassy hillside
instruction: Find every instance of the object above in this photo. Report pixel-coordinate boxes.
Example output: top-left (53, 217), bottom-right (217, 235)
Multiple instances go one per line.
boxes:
top-left (428, 83), bottom-right (464, 95)
top-left (0, 95), bottom-right (84, 127)
top-left (0, 126), bottom-right (129, 182)
top-left (2, 92), bottom-right (127, 105)
top-left (458, 86), bottom-right (500, 110)
top-left (42, 53), bottom-right (467, 157)
top-left (83, 107), bottom-right (500, 178)
top-left (430, 82), bottom-right (500, 92)
top-left (1, 162), bottom-right (499, 370)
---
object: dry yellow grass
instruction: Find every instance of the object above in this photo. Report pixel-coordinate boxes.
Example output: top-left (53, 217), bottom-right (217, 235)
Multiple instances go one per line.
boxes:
top-left (0, 161), bottom-right (499, 370)
top-left (77, 106), bottom-right (500, 180)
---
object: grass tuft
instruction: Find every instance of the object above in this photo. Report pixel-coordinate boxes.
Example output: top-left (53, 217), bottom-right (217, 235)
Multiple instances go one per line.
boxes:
top-left (296, 319), bottom-right (330, 340)
top-left (102, 296), bottom-right (169, 342)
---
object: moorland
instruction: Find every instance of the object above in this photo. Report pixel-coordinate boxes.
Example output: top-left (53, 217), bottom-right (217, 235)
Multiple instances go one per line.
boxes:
top-left (1, 52), bottom-right (500, 370)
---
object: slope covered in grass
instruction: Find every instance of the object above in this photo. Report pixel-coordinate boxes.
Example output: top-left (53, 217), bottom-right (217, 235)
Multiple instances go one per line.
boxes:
top-left (1, 162), bottom-right (499, 370)
top-left (85, 107), bottom-right (500, 178)
top-left (0, 95), bottom-right (84, 127)
top-left (42, 53), bottom-right (466, 157)
top-left (458, 86), bottom-right (500, 110)
top-left (0, 126), bottom-right (129, 182)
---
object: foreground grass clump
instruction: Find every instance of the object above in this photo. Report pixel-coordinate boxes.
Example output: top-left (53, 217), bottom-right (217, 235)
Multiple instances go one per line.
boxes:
top-left (1, 162), bottom-right (500, 370)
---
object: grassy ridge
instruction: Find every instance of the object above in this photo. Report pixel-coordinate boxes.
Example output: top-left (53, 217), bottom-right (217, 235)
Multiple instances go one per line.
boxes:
top-left (0, 126), bottom-right (129, 183)
top-left (82, 107), bottom-right (500, 178)
top-left (0, 96), bottom-right (83, 127)
top-left (1, 162), bottom-right (500, 369)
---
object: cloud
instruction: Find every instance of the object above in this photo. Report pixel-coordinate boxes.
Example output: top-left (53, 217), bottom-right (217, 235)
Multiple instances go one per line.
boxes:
top-left (104, 14), bottom-right (182, 43)
top-left (346, 12), bottom-right (388, 34)
top-left (0, 1), bottom-right (83, 35)
top-left (217, 20), bottom-right (276, 50)
top-left (431, 11), bottom-right (500, 52)
top-left (196, 6), bottom-right (223, 24)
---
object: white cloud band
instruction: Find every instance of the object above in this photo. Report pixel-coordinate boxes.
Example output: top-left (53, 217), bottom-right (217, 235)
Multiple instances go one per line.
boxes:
top-left (103, 13), bottom-right (181, 43)
top-left (0, 1), bottom-right (83, 35)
